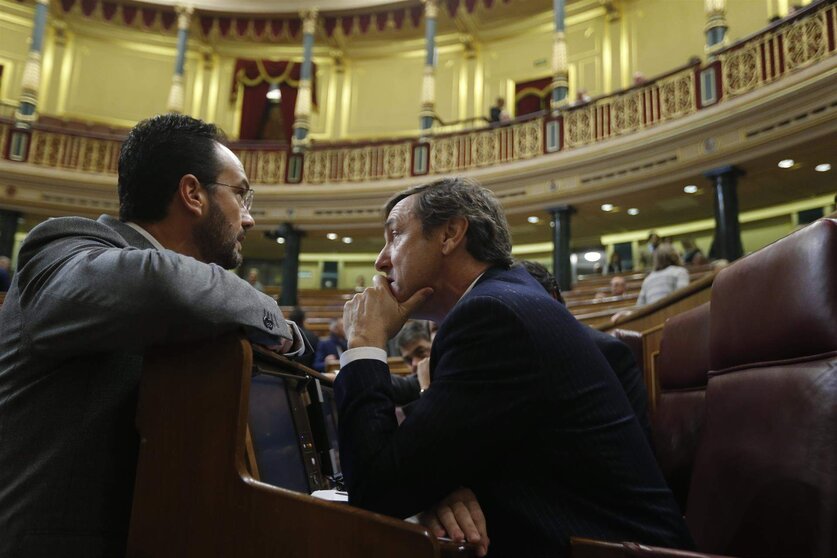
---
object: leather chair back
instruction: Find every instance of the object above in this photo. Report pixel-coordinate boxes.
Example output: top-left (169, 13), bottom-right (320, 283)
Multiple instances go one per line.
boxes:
top-left (686, 218), bottom-right (837, 557)
top-left (652, 302), bottom-right (711, 513)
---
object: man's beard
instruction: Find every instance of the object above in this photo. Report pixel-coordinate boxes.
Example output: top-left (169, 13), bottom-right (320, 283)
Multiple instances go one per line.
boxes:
top-left (195, 197), bottom-right (242, 269)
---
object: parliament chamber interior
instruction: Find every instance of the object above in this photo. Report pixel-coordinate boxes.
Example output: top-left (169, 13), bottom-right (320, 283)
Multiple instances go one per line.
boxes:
top-left (0, 0), bottom-right (835, 556)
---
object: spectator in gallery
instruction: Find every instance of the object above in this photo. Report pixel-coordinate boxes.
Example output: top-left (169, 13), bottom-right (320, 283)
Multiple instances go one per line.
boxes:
top-left (489, 97), bottom-right (511, 123)
top-left (575, 89), bottom-right (592, 105)
top-left (681, 238), bottom-right (707, 265)
top-left (314, 317), bottom-right (348, 373)
top-left (247, 267), bottom-right (264, 291)
top-left (606, 251), bottom-right (623, 274)
top-left (636, 244), bottom-right (690, 306)
top-left (633, 71), bottom-right (647, 86)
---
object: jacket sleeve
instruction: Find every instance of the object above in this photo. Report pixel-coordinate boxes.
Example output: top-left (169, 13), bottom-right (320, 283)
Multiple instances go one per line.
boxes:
top-left (16, 228), bottom-right (290, 357)
top-left (334, 295), bottom-right (542, 518)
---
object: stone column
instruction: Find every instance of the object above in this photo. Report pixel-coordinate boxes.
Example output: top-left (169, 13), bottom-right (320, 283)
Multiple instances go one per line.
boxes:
top-left (0, 209), bottom-right (21, 259)
top-left (705, 166), bottom-right (744, 262)
top-left (419, 0), bottom-right (438, 137)
top-left (166, 5), bottom-right (193, 114)
top-left (279, 224), bottom-right (301, 307)
top-left (550, 205), bottom-right (575, 292)
top-left (550, 0), bottom-right (569, 110)
top-left (292, 9), bottom-right (318, 153)
top-left (15, 0), bottom-right (49, 126)
top-left (704, 0), bottom-right (728, 55)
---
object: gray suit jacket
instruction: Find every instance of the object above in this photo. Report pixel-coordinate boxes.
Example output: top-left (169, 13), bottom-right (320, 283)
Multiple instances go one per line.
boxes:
top-left (0, 215), bottom-right (290, 558)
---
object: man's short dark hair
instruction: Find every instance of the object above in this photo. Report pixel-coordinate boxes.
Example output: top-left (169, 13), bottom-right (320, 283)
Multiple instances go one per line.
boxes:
top-left (118, 114), bottom-right (227, 222)
top-left (384, 177), bottom-right (514, 269)
top-left (395, 320), bottom-right (432, 351)
top-left (519, 260), bottom-right (565, 305)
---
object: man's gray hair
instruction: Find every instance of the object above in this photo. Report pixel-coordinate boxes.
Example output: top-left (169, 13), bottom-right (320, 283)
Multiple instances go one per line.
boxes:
top-left (395, 320), bottom-right (432, 351)
top-left (384, 177), bottom-right (514, 269)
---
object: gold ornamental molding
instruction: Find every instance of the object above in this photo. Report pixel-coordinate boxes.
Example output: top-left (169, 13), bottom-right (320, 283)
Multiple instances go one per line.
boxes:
top-left (1, 1), bottom-right (835, 228)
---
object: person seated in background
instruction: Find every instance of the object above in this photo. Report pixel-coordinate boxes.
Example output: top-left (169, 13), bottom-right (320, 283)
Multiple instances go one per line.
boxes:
top-left (336, 176), bottom-right (692, 557)
top-left (313, 317), bottom-right (348, 372)
top-left (638, 231), bottom-right (661, 270)
top-left (246, 267), bottom-right (264, 291)
top-left (489, 97), bottom-right (510, 123)
top-left (289, 306), bottom-right (320, 369)
top-left (681, 238), bottom-right (707, 266)
top-left (610, 275), bottom-right (627, 296)
top-left (0, 256), bottom-right (11, 291)
top-left (390, 320), bottom-right (433, 406)
top-left (520, 261), bottom-right (651, 444)
top-left (595, 275), bottom-right (627, 301)
top-left (0, 114), bottom-right (303, 558)
top-left (636, 243), bottom-right (690, 306)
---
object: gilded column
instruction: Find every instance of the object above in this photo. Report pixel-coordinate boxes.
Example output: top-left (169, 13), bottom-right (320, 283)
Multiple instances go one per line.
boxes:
top-left (166, 5), bottom-right (194, 114)
top-left (419, 0), bottom-right (438, 136)
top-left (293, 9), bottom-right (318, 153)
top-left (705, 0), bottom-right (728, 55)
top-left (15, 0), bottom-right (49, 126)
top-left (550, 0), bottom-right (569, 109)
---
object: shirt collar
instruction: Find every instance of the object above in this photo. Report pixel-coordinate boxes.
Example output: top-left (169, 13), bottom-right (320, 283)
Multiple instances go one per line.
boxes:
top-left (458, 272), bottom-right (485, 303)
top-left (125, 222), bottom-right (165, 251)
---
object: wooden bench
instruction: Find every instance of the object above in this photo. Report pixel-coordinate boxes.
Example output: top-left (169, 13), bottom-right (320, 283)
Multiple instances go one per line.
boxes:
top-left (128, 334), bottom-right (472, 557)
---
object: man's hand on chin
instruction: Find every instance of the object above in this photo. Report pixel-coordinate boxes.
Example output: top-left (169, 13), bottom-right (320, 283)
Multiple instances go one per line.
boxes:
top-left (418, 487), bottom-right (489, 557)
top-left (343, 275), bottom-right (433, 349)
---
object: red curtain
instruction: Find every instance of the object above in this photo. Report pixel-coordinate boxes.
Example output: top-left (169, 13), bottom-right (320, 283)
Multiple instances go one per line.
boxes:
top-left (233, 60), bottom-right (318, 142)
top-left (515, 76), bottom-right (551, 117)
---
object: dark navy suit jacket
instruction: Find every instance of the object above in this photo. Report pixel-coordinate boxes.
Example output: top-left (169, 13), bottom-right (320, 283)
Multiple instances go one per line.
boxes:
top-left (335, 266), bottom-right (692, 557)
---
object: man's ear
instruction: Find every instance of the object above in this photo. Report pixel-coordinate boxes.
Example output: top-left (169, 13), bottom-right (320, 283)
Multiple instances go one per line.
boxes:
top-left (176, 174), bottom-right (206, 218)
top-left (440, 216), bottom-right (469, 255)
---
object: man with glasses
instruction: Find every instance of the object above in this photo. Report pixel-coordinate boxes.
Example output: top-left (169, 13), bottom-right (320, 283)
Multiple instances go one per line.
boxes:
top-left (0, 114), bottom-right (300, 557)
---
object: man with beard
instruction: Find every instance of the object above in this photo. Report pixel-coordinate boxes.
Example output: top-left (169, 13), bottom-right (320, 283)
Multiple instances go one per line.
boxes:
top-left (0, 114), bottom-right (301, 558)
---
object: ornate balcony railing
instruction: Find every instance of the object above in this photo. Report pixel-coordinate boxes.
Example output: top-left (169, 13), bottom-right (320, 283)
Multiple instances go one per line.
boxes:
top-left (718, 0), bottom-right (836, 98)
top-left (1, 0), bottom-right (834, 185)
top-left (563, 64), bottom-right (698, 148)
top-left (303, 140), bottom-right (413, 183)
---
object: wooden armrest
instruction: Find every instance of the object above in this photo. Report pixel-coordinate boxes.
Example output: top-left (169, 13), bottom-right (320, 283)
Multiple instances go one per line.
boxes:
top-left (571, 537), bottom-right (734, 558)
top-left (439, 540), bottom-right (477, 557)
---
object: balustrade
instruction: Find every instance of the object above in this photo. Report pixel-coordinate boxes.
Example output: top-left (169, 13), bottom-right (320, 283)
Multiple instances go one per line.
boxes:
top-left (0, 0), bottom-right (832, 186)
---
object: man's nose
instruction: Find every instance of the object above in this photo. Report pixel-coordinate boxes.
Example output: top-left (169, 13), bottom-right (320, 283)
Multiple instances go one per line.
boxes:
top-left (375, 248), bottom-right (390, 272)
top-left (241, 210), bottom-right (255, 230)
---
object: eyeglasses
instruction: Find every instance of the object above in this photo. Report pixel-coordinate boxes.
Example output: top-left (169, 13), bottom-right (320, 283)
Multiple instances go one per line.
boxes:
top-left (206, 182), bottom-right (255, 212)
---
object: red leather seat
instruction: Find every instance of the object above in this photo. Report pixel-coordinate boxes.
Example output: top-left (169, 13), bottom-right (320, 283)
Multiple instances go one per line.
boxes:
top-left (686, 218), bottom-right (837, 557)
top-left (652, 303), bottom-right (710, 513)
top-left (573, 218), bottom-right (837, 558)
